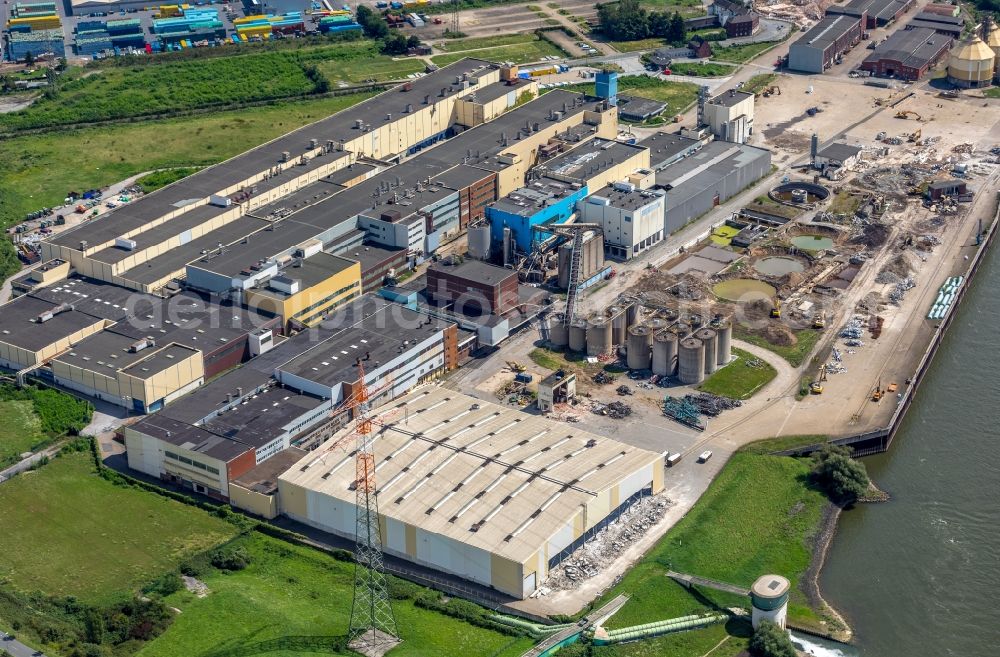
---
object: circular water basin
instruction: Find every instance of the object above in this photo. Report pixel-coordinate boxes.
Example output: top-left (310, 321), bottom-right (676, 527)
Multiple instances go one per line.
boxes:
top-left (712, 278), bottom-right (777, 302)
top-left (754, 256), bottom-right (806, 276)
top-left (791, 235), bottom-right (834, 251)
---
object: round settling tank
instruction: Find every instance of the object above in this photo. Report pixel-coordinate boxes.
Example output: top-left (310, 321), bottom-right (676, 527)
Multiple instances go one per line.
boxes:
top-left (549, 313), bottom-right (569, 347)
top-left (678, 337), bottom-right (705, 385)
top-left (750, 574), bottom-right (790, 630)
top-left (586, 316), bottom-right (613, 356)
top-left (712, 317), bottom-right (732, 366)
top-left (647, 318), bottom-right (668, 335)
top-left (608, 305), bottom-right (626, 345)
top-left (627, 325), bottom-right (653, 370)
top-left (652, 330), bottom-right (679, 377)
top-left (568, 320), bottom-right (588, 353)
top-left (696, 327), bottom-right (719, 375)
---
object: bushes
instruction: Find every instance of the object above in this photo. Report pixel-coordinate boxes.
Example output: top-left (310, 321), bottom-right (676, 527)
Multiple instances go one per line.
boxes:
top-left (809, 444), bottom-right (869, 504)
top-left (209, 546), bottom-right (252, 571)
top-left (0, 384), bottom-right (92, 437)
top-left (136, 168), bottom-right (198, 193)
top-left (0, 588), bottom-right (174, 656)
top-left (749, 620), bottom-right (797, 657)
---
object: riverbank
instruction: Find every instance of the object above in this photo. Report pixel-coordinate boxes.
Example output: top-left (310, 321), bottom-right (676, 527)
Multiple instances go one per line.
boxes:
top-left (799, 504), bottom-right (851, 643)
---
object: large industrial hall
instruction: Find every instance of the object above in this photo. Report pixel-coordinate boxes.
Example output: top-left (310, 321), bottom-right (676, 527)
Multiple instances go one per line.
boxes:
top-left (279, 387), bottom-right (665, 599)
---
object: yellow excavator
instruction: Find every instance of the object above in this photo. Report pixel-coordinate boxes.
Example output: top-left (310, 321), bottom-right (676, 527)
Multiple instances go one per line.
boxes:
top-left (506, 361), bottom-right (526, 373)
top-left (810, 366), bottom-right (827, 394)
top-left (770, 298), bottom-right (782, 319)
top-left (761, 85), bottom-right (781, 98)
top-left (895, 110), bottom-right (922, 120)
top-left (812, 312), bottom-right (826, 329)
top-left (871, 378), bottom-right (884, 402)
top-left (907, 128), bottom-right (922, 143)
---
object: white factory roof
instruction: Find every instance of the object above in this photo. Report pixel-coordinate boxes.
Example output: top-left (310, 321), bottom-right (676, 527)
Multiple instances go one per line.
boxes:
top-left (280, 387), bottom-right (662, 563)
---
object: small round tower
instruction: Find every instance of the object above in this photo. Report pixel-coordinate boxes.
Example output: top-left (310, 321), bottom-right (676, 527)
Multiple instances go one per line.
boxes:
top-left (750, 574), bottom-right (790, 630)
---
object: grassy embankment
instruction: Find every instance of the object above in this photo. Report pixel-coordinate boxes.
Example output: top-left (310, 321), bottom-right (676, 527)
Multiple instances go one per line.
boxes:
top-left (711, 41), bottom-right (778, 64)
top-left (583, 439), bottom-right (832, 654)
top-left (698, 347), bottom-right (777, 399)
top-left (742, 73), bottom-right (777, 95)
top-left (0, 383), bottom-right (92, 467)
top-left (0, 449), bottom-right (536, 657)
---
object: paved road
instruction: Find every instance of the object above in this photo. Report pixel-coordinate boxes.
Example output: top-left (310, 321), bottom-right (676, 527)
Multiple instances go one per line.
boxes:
top-left (1, 630), bottom-right (46, 657)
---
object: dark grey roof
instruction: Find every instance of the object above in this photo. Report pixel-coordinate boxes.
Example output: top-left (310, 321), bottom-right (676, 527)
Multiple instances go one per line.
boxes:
top-left (929, 179), bottom-right (965, 189)
top-left (0, 295), bottom-right (106, 352)
top-left (911, 10), bottom-right (963, 25)
top-left (906, 19), bottom-right (962, 34)
top-left (617, 94), bottom-right (668, 119)
top-left (793, 15), bottom-right (861, 51)
top-left (130, 415), bottom-right (252, 462)
top-left (428, 259), bottom-right (517, 286)
top-left (863, 27), bottom-right (950, 68)
top-left (638, 132), bottom-right (702, 169)
top-left (728, 13), bottom-right (757, 22)
top-left (817, 141), bottom-right (863, 162)
top-left (231, 446), bottom-right (307, 493)
top-left (826, 0), bottom-right (909, 21)
top-left (201, 385), bottom-right (326, 446)
top-left (538, 138), bottom-right (649, 182)
top-left (590, 186), bottom-right (664, 211)
top-left (709, 89), bottom-right (754, 108)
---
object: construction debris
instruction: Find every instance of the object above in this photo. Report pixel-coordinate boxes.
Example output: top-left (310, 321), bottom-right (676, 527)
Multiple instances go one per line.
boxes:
top-left (593, 400), bottom-right (633, 419)
top-left (616, 385), bottom-right (633, 396)
top-left (542, 495), bottom-right (673, 592)
top-left (888, 277), bottom-right (916, 305)
top-left (593, 371), bottom-right (616, 385)
top-left (685, 393), bottom-right (742, 417)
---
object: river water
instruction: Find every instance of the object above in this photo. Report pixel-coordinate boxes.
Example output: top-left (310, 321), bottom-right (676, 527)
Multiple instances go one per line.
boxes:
top-left (817, 240), bottom-right (1000, 656)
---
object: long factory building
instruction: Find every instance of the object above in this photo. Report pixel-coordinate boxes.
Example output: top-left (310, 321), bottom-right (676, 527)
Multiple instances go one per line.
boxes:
top-left (278, 387), bottom-right (665, 599)
top-left (40, 59), bottom-right (618, 299)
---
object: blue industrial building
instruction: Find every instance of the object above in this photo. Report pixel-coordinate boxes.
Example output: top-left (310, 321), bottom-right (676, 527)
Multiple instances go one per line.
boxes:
top-left (487, 179), bottom-right (588, 253)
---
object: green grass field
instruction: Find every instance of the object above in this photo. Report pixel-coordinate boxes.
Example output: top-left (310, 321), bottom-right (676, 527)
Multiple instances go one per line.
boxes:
top-left (0, 451), bottom-right (238, 604)
top-left (558, 75), bottom-right (699, 115)
top-left (0, 52), bottom-right (316, 134)
top-left (316, 53), bottom-right (426, 84)
top-left (608, 37), bottom-right (667, 52)
top-left (668, 62), bottom-right (735, 77)
top-left (0, 92), bottom-right (372, 232)
top-left (0, 399), bottom-right (46, 465)
top-left (592, 449), bottom-right (827, 630)
top-left (984, 87), bottom-right (1000, 98)
top-left (743, 72), bottom-right (777, 94)
top-left (431, 38), bottom-right (565, 66)
top-left (711, 41), bottom-right (778, 64)
top-left (434, 33), bottom-right (537, 52)
top-left (699, 347), bottom-right (777, 399)
top-left (138, 534), bottom-right (534, 657)
top-left (734, 326), bottom-right (822, 367)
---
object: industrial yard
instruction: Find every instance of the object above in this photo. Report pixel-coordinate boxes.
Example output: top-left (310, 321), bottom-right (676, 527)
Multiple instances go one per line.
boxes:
top-left (0, 0), bottom-right (999, 653)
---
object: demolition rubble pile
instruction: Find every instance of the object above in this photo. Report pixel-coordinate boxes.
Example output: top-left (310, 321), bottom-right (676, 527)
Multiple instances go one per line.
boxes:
top-left (541, 496), bottom-right (673, 592)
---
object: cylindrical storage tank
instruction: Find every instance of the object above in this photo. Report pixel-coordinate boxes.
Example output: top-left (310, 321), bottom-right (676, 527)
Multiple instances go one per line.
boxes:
top-left (467, 225), bottom-right (491, 260)
top-left (652, 330), bottom-right (678, 376)
top-left (647, 318), bottom-right (667, 334)
top-left (549, 313), bottom-right (569, 347)
top-left (568, 319), bottom-right (588, 353)
top-left (713, 317), bottom-right (732, 365)
top-left (678, 337), bottom-right (705, 385)
top-left (608, 305), bottom-right (626, 345)
top-left (674, 322), bottom-right (692, 339)
top-left (586, 316), bottom-right (612, 356)
top-left (696, 327), bottom-right (718, 375)
top-left (947, 36), bottom-right (996, 88)
top-left (626, 303), bottom-right (639, 329)
top-left (751, 575), bottom-right (790, 630)
top-left (626, 325), bottom-right (653, 370)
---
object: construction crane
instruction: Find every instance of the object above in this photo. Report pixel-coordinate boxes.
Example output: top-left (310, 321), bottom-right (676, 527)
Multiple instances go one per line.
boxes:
top-left (894, 110), bottom-right (922, 120)
top-left (534, 222), bottom-right (604, 326)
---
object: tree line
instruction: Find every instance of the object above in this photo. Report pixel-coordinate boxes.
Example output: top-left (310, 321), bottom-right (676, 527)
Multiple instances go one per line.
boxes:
top-left (597, 0), bottom-right (688, 44)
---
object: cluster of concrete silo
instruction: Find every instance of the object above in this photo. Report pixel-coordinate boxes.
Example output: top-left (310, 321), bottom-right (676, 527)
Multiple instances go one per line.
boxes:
top-left (549, 305), bottom-right (733, 385)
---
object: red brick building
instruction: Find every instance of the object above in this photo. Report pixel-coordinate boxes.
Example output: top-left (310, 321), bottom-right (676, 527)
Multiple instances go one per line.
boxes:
top-left (725, 13), bottom-right (759, 37)
top-left (427, 259), bottom-right (519, 316)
